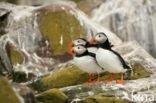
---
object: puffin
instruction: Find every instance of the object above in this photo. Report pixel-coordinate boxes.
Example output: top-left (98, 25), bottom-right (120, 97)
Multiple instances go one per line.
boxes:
top-left (91, 32), bottom-right (131, 84)
top-left (72, 45), bottom-right (105, 83)
top-left (67, 35), bottom-right (113, 55)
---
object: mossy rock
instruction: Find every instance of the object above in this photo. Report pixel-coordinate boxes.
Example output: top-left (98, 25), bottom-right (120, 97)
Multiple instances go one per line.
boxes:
top-left (38, 7), bottom-right (86, 62)
top-left (32, 63), bottom-right (150, 92)
top-left (82, 96), bottom-right (128, 103)
top-left (12, 71), bottom-right (35, 83)
top-left (6, 44), bottom-right (23, 65)
top-left (130, 63), bottom-right (151, 79)
top-left (99, 63), bottom-right (151, 80)
top-left (36, 88), bottom-right (68, 103)
top-left (70, 0), bottom-right (83, 3)
top-left (0, 76), bottom-right (20, 103)
top-left (31, 66), bottom-right (88, 92)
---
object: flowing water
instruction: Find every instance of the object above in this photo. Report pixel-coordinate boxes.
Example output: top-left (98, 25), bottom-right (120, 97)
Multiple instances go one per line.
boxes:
top-left (91, 0), bottom-right (156, 57)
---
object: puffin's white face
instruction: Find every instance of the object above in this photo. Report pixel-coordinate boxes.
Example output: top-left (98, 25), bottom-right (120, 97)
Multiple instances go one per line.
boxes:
top-left (73, 38), bottom-right (87, 46)
top-left (95, 33), bottom-right (107, 44)
top-left (73, 45), bottom-right (87, 55)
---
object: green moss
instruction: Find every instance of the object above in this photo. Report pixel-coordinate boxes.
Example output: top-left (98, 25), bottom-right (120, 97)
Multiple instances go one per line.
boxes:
top-left (36, 88), bottom-right (68, 103)
top-left (32, 66), bottom-right (88, 92)
top-left (130, 63), bottom-right (151, 79)
top-left (0, 77), bottom-right (20, 103)
top-left (13, 71), bottom-right (27, 83)
top-left (70, 0), bottom-right (83, 3)
top-left (95, 63), bottom-right (151, 81)
top-left (38, 10), bottom-right (86, 55)
top-left (32, 63), bottom-right (150, 92)
top-left (83, 96), bottom-right (128, 103)
top-left (8, 45), bottom-right (23, 65)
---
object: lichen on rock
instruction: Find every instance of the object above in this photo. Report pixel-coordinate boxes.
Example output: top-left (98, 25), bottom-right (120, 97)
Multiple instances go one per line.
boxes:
top-left (38, 6), bottom-right (86, 62)
top-left (0, 76), bottom-right (20, 103)
top-left (7, 44), bottom-right (23, 65)
top-left (82, 96), bottom-right (128, 103)
top-left (36, 88), bottom-right (68, 103)
top-left (31, 65), bottom-right (88, 92)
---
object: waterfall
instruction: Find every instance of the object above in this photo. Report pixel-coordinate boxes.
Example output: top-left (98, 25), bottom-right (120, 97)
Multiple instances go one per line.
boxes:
top-left (91, 0), bottom-right (156, 57)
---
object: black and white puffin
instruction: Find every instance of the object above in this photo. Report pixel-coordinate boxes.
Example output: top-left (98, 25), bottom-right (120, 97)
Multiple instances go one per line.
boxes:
top-left (91, 33), bottom-right (131, 84)
top-left (72, 45), bottom-right (105, 83)
top-left (67, 35), bottom-right (113, 55)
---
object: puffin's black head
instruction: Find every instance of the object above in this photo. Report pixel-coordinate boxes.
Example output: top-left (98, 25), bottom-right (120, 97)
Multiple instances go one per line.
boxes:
top-left (73, 45), bottom-right (87, 55)
top-left (90, 32), bottom-right (113, 49)
top-left (67, 38), bottom-right (88, 56)
top-left (73, 38), bottom-right (88, 46)
top-left (94, 32), bottom-right (108, 44)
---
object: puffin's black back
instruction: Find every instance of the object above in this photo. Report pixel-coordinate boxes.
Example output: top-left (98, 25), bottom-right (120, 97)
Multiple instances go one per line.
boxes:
top-left (109, 49), bottom-right (130, 69)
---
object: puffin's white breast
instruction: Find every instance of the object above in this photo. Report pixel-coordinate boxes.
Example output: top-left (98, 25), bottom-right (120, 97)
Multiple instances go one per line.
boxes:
top-left (96, 48), bottom-right (126, 73)
top-left (87, 47), bottom-right (98, 53)
top-left (73, 56), bottom-right (103, 74)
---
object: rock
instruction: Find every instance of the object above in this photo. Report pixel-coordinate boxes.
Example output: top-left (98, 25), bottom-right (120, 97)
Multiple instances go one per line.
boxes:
top-left (130, 63), bottom-right (150, 80)
top-left (59, 41), bottom-right (156, 103)
top-left (0, 76), bottom-right (20, 103)
top-left (0, 58), bottom-right (7, 75)
top-left (37, 4), bottom-right (86, 62)
top-left (0, 40), bottom-right (13, 74)
top-left (31, 60), bottom-right (150, 93)
top-left (0, 8), bottom-right (10, 35)
top-left (36, 88), bottom-right (68, 103)
top-left (6, 44), bottom-right (24, 65)
top-left (12, 71), bottom-right (35, 83)
top-left (82, 96), bottom-right (128, 103)
top-left (71, 0), bottom-right (103, 15)
top-left (13, 83), bottom-right (37, 103)
top-left (31, 65), bottom-right (88, 92)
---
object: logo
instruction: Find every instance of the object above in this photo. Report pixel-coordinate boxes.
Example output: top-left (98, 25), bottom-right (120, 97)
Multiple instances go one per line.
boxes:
top-left (122, 90), bottom-right (155, 102)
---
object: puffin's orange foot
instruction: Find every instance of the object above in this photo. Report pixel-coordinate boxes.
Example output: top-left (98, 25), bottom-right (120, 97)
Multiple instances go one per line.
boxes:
top-left (93, 74), bottom-right (100, 82)
top-left (104, 73), bottom-right (114, 83)
top-left (116, 80), bottom-right (124, 84)
top-left (85, 74), bottom-right (94, 84)
top-left (105, 79), bottom-right (113, 83)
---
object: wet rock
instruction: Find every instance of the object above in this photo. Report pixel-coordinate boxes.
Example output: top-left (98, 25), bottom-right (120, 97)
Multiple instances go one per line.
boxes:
top-left (13, 83), bottom-right (37, 103)
top-left (7, 44), bottom-right (24, 65)
top-left (32, 61), bottom-right (150, 93)
top-left (0, 58), bottom-right (7, 75)
top-left (36, 88), bottom-right (68, 103)
top-left (130, 63), bottom-right (151, 80)
top-left (0, 76), bottom-right (20, 103)
top-left (82, 96), bottom-right (128, 103)
top-left (71, 0), bottom-right (103, 15)
top-left (37, 5), bottom-right (86, 62)
top-left (31, 65), bottom-right (88, 92)
top-left (59, 41), bottom-right (155, 102)
top-left (0, 8), bottom-right (10, 35)
top-left (12, 71), bottom-right (35, 83)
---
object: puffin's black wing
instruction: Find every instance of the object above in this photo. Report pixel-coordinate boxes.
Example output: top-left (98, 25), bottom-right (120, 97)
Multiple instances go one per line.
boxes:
top-left (88, 52), bottom-right (104, 70)
top-left (110, 50), bottom-right (130, 69)
top-left (88, 52), bottom-right (96, 58)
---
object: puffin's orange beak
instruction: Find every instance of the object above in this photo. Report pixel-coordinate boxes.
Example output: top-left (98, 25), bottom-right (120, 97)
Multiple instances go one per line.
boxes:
top-left (90, 37), bottom-right (96, 44)
top-left (67, 41), bottom-right (74, 56)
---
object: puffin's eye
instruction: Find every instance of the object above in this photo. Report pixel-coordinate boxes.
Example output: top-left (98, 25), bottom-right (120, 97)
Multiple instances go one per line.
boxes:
top-left (77, 40), bottom-right (80, 43)
top-left (98, 35), bottom-right (101, 38)
top-left (78, 47), bottom-right (80, 49)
